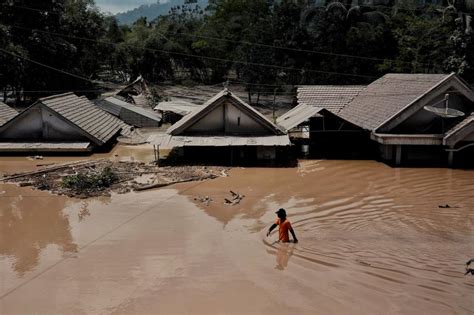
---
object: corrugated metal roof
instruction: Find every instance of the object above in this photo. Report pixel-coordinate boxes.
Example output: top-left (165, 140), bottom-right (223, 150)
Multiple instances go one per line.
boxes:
top-left (155, 100), bottom-right (200, 116)
top-left (339, 73), bottom-right (452, 131)
top-left (96, 97), bottom-right (161, 127)
top-left (39, 93), bottom-right (133, 145)
top-left (168, 89), bottom-right (285, 135)
top-left (0, 102), bottom-right (18, 126)
top-left (0, 142), bottom-right (92, 152)
top-left (276, 104), bottom-right (323, 131)
top-left (149, 134), bottom-right (290, 148)
top-left (297, 85), bottom-right (365, 113)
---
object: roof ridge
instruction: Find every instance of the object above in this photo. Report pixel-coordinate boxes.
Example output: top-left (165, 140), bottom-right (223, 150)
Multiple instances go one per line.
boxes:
top-left (38, 92), bottom-right (75, 102)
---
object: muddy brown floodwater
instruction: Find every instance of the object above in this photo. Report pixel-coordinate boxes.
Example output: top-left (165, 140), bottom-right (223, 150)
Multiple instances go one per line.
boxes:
top-left (0, 157), bottom-right (473, 315)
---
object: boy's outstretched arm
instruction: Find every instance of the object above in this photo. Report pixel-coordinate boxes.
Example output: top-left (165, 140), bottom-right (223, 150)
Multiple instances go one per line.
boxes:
top-left (267, 223), bottom-right (277, 237)
top-left (290, 227), bottom-right (298, 243)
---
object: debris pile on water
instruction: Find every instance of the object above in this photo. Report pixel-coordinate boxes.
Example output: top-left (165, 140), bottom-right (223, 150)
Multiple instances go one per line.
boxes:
top-left (1, 159), bottom-right (228, 198)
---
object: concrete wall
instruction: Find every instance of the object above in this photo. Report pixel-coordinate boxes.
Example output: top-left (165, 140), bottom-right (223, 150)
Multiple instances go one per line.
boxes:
top-left (187, 100), bottom-right (268, 135)
top-left (1, 105), bottom-right (88, 141)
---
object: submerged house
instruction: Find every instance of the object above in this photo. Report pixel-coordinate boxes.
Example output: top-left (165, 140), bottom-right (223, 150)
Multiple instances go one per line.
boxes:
top-left (96, 96), bottom-right (161, 128)
top-left (151, 89), bottom-right (291, 165)
top-left (0, 93), bottom-right (133, 153)
top-left (154, 99), bottom-right (200, 124)
top-left (277, 85), bottom-right (366, 157)
top-left (281, 73), bottom-right (474, 167)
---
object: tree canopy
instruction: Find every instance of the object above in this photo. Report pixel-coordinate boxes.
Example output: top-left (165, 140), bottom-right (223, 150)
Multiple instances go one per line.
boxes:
top-left (1, 0), bottom-right (473, 103)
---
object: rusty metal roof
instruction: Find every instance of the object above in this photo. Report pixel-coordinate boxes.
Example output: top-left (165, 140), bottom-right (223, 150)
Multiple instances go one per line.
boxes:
top-left (39, 93), bottom-right (133, 145)
top-left (0, 102), bottom-right (18, 126)
top-left (297, 85), bottom-right (365, 114)
top-left (339, 73), bottom-right (452, 131)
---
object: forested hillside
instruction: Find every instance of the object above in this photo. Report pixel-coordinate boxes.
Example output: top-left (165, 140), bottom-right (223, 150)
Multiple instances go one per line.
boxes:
top-left (116, 0), bottom-right (208, 25)
top-left (1, 0), bottom-right (473, 103)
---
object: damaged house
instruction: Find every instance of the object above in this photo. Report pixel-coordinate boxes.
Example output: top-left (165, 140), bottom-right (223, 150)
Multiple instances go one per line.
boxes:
top-left (0, 93), bottom-right (133, 153)
top-left (151, 89), bottom-right (291, 165)
top-left (279, 73), bottom-right (474, 167)
top-left (154, 99), bottom-right (200, 124)
top-left (95, 96), bottom-right (161, 128)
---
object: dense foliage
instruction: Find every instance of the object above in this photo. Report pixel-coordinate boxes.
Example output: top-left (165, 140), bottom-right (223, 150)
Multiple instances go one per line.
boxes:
top-left (1, 0), bottom-right (473, 102)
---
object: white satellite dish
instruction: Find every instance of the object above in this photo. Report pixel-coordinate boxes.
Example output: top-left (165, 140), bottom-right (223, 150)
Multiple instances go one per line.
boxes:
top-left (423, 93), bottom-right (465, 118)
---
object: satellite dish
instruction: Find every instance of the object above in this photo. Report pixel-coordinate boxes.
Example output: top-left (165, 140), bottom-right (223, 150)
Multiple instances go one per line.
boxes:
top-left (423, 93), bottom-right (465, 118)
top-left (423, 106), bottom-right (465, 118)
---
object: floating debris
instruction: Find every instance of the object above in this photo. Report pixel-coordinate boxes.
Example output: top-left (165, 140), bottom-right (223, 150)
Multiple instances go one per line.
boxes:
top-left (224, 190), bottom-right (245, 206)
top-left (2, 159), bottom-right (229, 198)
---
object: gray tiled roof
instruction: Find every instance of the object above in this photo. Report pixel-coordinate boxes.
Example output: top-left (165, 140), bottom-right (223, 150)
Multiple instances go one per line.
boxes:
top-left (339, 73), bottom-right (452, 131)
top-left (96, 97), bottom-right (161, 127)
top-left (297, 85), bottom-right (366, 113)
top-left (39, 93), bottom-right (132, 145)
top-left (0, 102), bottom-right (18, 126)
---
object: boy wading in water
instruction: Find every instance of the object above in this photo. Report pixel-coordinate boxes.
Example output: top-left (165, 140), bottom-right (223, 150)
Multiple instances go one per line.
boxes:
top-left (267, 208), bottom-right (298, 243)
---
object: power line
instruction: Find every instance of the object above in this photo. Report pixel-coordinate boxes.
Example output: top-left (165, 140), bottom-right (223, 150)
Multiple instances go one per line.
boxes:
top-left (6, 24), bottom-right (379, 80)
top-left (156, 30), bottom-right (432, 67)
top-left (5, 3), bottom-right (449, 69)
top-left (0, 48), bottom-right (96, 84)
top-left (6, 23), bottom-right (453, 85)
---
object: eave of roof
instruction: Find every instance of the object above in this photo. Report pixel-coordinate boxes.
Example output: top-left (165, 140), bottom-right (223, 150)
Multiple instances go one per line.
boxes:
top-left (149, 134), bottom-right (291, 148)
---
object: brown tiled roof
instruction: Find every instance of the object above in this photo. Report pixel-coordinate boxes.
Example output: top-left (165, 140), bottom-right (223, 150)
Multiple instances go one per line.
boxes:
top-left (297, 85), bottom-right (366, 113)
top-left (0, 102), bottom-right (18, 126)
top-left (39, 93), bottom-right (132, 145)
top-left (339, 73), bottom-right (452, 131)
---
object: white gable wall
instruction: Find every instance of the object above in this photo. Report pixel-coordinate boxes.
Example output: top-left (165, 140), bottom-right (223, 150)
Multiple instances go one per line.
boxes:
top-left (224, 100), bottom-right (268, 134)
top-left (1, 105), bottom-right (89, 141)
top-left (187, 103), bottom-right (224, 133)
top-left (186, 100), bottom-right (269, 135)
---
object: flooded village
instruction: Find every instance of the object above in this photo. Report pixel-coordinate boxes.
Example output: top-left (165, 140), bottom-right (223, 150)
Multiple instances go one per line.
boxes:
top-left (1, 72), bottom-right (473, 314)
top-left (1, 1), bottom-right (474, 314)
